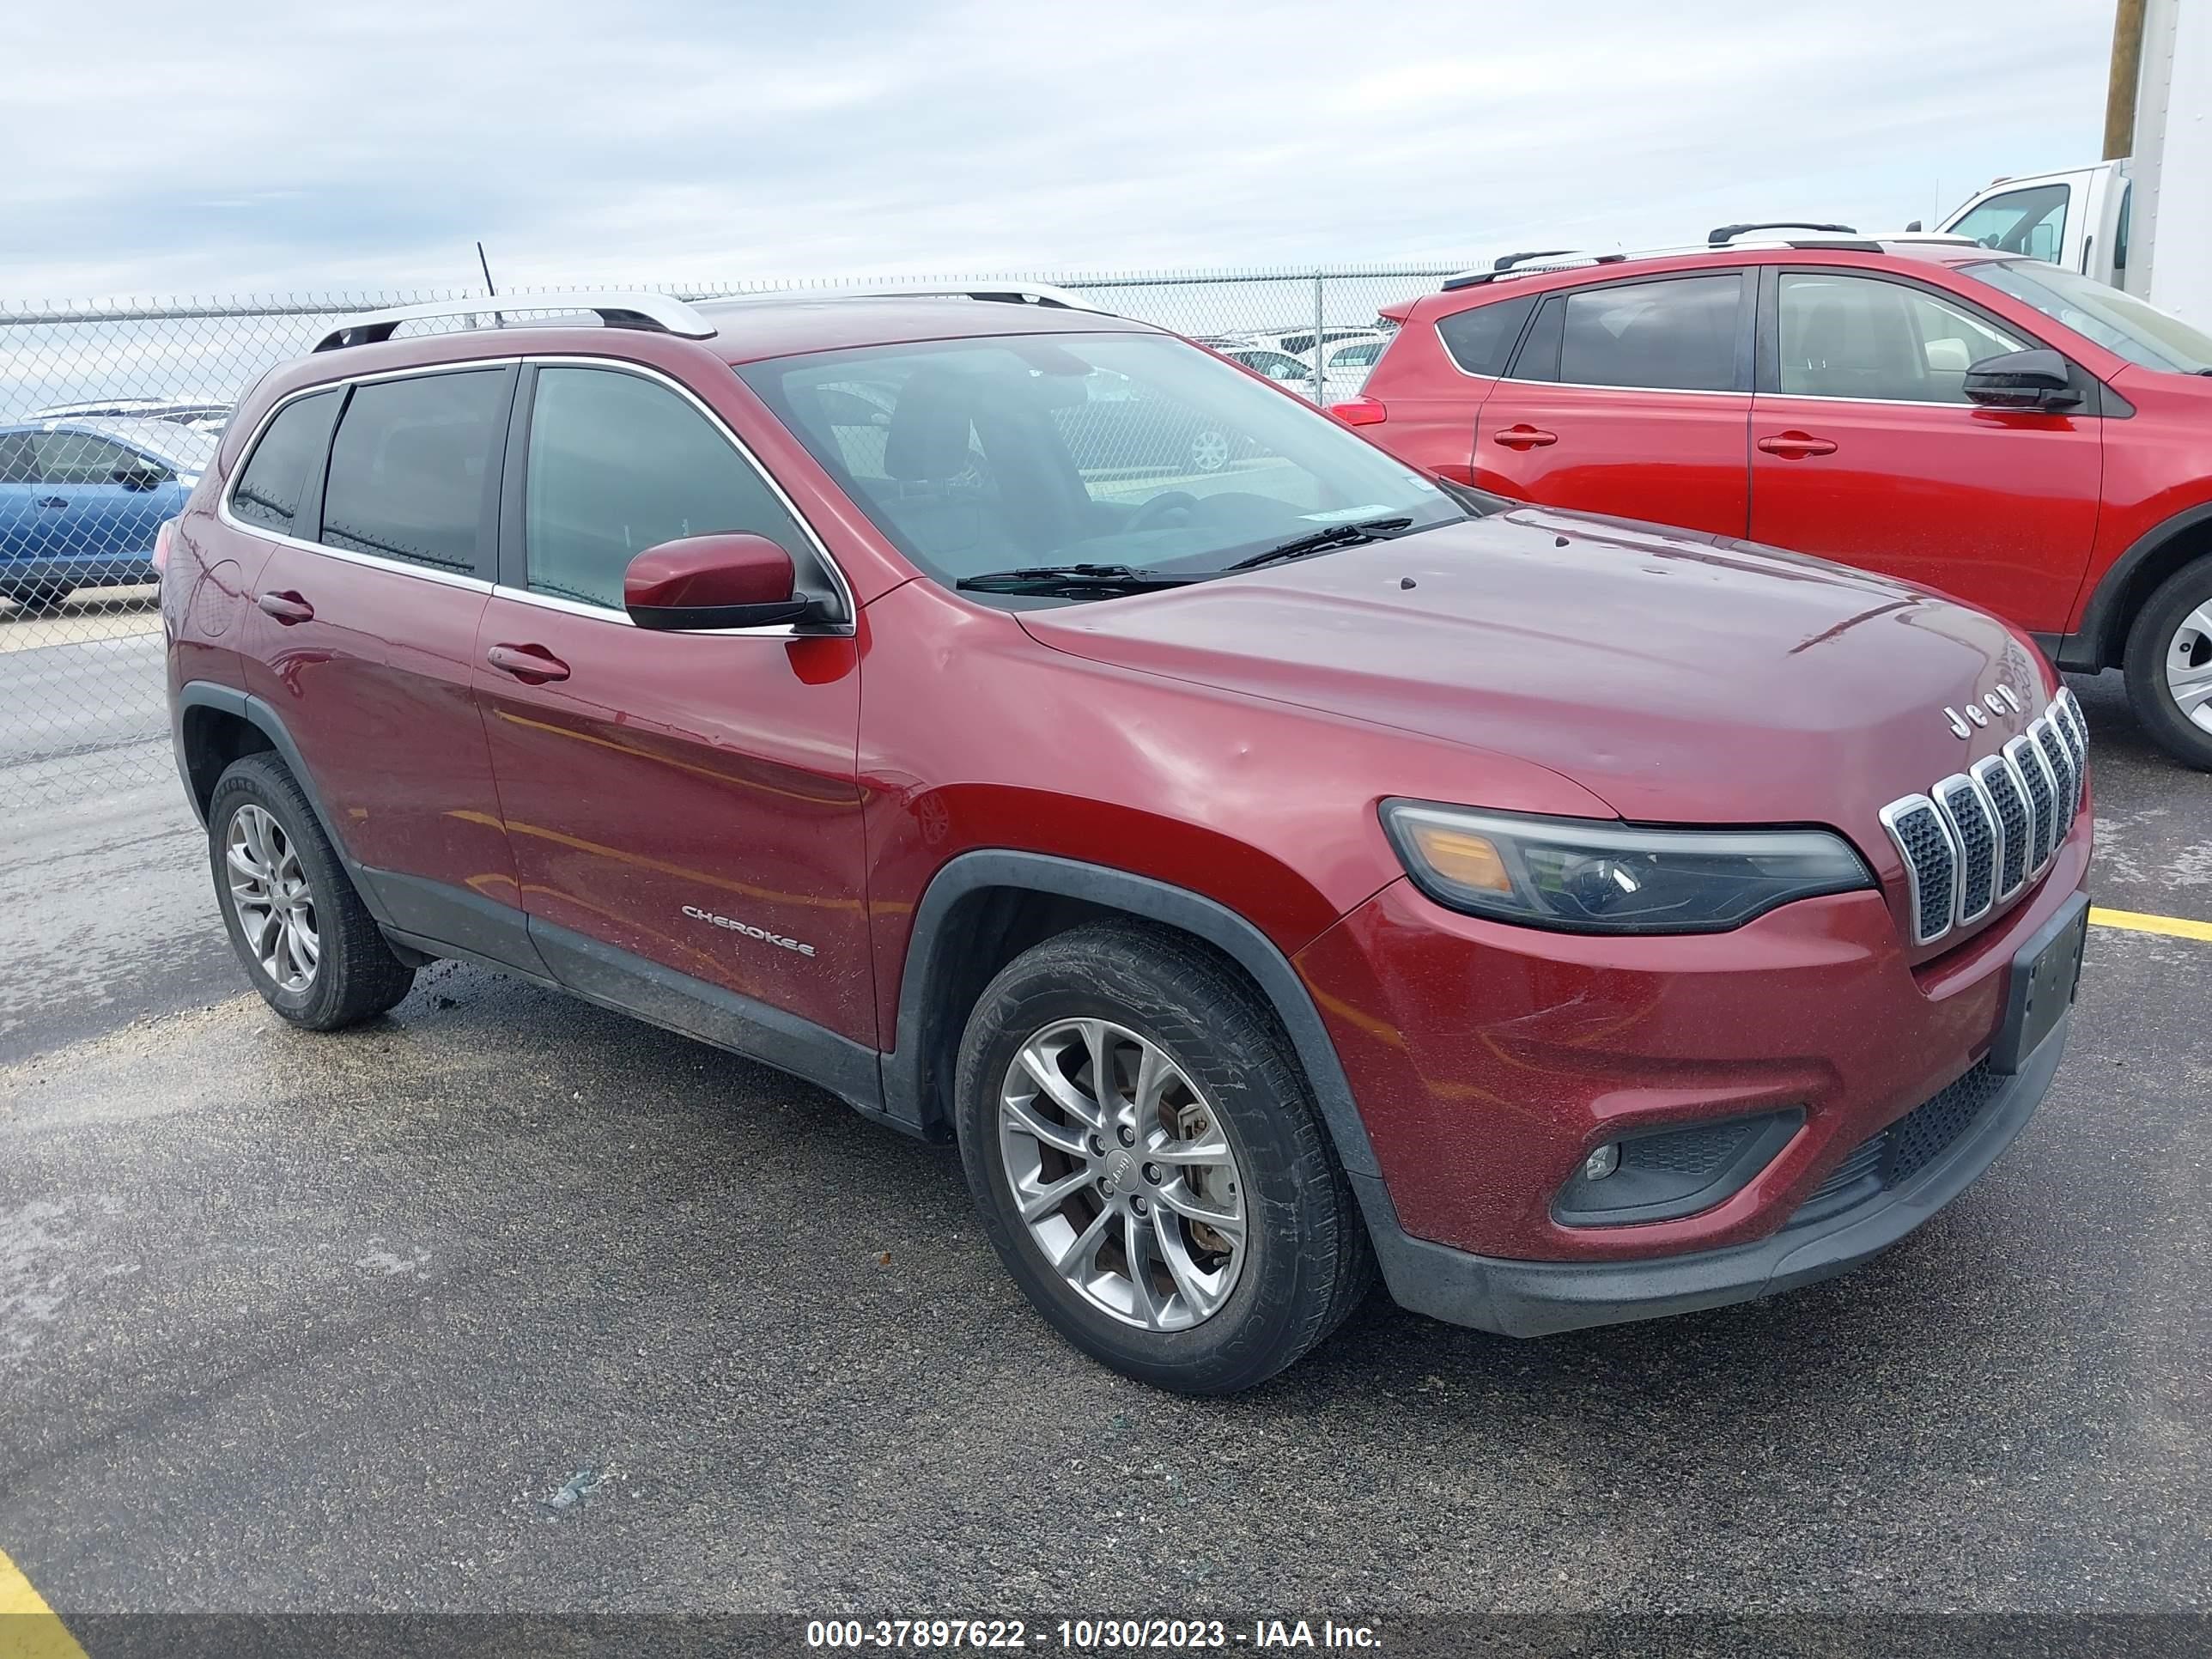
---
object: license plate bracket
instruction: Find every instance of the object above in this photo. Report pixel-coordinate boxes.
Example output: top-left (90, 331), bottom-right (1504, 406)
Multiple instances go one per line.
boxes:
top-left (1990, 891), bottom-right (2089, 1075)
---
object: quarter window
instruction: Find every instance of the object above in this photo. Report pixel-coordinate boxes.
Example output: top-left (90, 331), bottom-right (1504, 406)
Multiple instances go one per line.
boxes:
top-left (1550, 274), bottom-right (1744, 392)
top-left (1437, 294), bottom-right (1537, 376)
top-left (230, 391), bottom-right (340, 536)
top-left (0, 433), bottom-right (34, 484)
top-left (522, 367), bottom-right (815, 611)
top-left (1777, 273), bottom-right (2028, 403)
top-left (321, 370), bottom-right (507, 574)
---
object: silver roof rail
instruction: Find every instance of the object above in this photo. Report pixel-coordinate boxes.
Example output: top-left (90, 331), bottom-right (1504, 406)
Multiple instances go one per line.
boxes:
top-left (702, 281), bottom-right (1117, 316)
top-left (311, 292), bottom-right (718, 353)
top-left (1440, 232), bottom-right (1988, 292)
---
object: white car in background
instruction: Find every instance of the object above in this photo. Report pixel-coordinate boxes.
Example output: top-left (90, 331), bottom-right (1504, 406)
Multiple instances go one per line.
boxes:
top-left (1206, 331), bottom-right (1391, 402)
top-left (34, 398), bottom-right (233, 434)
top-left (1302, 334), bottom-right (1389, 402)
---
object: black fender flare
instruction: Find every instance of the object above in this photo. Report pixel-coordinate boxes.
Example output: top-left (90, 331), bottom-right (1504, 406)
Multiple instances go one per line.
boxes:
top-left (2064, 501), bottom-right (2212, 672)
top-left (173, 683), bottom-right (380, 913)
top-left (883, 849), bottom-right (1382, 1183)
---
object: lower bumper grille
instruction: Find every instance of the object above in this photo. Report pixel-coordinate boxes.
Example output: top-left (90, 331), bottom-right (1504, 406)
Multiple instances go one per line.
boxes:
top-left (1790, 1060), bottom-right (2003, 1225)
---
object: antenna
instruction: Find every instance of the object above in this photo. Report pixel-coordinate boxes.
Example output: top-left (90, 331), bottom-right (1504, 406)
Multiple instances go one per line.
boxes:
top-left (477, 241), bottom-right (503, 328)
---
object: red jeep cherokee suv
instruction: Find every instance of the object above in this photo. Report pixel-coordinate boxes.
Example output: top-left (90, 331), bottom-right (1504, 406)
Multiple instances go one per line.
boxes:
top-left (1342, 232), bottom-right (2212, 768)
top-left (163, 286), bottom-right (2091, 1393)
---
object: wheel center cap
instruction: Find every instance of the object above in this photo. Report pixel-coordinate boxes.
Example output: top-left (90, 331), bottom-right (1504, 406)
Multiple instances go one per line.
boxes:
top-left (1099, 1148), bottom-right (1137, 1194)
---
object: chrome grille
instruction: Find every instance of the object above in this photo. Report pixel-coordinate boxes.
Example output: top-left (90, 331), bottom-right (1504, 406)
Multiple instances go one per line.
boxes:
top-left (1879, 796), bottom-right (1956, 945)
top-left (1882, 692), bottom-right (2085, 948)
top-left (1972, 754), bottom-right (2030, 901)
top-left (2006, 732), bottom-right (2057, 871)
top-left (1934, 774), bottom-right (1997, 923)
top-left (2034, 715), bottom-right (2080, 828)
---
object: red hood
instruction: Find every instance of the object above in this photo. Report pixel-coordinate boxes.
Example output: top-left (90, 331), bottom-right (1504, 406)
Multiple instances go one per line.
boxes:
top-left (1016, 506), bottom-right (2054, 831)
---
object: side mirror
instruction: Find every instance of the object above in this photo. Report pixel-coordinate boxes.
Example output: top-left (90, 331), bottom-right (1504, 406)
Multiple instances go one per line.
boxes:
top-left (623, 533), bottom-right (817, 630)
top-left (113, 465), bottom-right (170, 491)
top-left (1962, 348), bottom-right (2082, 412)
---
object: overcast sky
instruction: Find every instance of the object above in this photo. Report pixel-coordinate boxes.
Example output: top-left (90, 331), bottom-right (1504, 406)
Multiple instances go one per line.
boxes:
top-left (4, 0), bottom-right (2115, 301)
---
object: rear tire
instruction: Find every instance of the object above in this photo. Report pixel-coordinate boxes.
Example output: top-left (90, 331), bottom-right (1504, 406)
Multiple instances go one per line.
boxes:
top-left (208, 753), bottom-right (416, 1030)
top-left (3, 583), bottom-right (71, 614)
top-left (2123, 555), bottom-right (2212, 770)
top-left (954, 921), bottom-right (1373, 1394)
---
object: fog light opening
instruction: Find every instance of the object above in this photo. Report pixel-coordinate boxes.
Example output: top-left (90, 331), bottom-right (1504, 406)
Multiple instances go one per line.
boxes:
top-left (1583, 1143), bottom-right (1621, 1182)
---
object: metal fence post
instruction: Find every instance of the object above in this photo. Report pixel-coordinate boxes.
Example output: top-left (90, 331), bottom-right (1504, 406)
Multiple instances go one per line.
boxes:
top-left (1310, 270), bottom-right (1327, 404)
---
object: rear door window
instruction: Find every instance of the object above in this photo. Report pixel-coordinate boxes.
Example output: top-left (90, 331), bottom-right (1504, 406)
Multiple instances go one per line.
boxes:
top-left (319, 370), bottom-right (509, 575)
top-left (0, 432), bottom-right (35, 484)
top-left (229, 391), bottom-right (341, 537)
top-left (1553, 274), bottom-right (1746, 392)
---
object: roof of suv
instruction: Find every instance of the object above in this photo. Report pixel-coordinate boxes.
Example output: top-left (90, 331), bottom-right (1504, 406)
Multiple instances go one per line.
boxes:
top-left (300, 289), bottom-right (1159, 372)
top-left (1380, 239), bottom-right (2014, 325)
top-left (690, 293), bottom-right (1158, 363)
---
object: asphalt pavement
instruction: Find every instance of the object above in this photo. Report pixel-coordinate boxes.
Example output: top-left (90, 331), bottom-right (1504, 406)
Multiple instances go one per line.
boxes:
top-left (1, 623), bottom-right (2207, 1636)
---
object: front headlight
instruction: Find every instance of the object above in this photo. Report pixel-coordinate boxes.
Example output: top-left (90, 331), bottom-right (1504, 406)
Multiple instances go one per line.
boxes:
top-left (1380, 800), bottom-right (1874, 934)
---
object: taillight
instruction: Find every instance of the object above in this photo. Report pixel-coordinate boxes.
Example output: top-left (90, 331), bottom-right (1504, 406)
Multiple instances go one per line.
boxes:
top-left (1328, 397), bottom-right (1387, 427)
top-left (153, 517), bottom-right (178, 577)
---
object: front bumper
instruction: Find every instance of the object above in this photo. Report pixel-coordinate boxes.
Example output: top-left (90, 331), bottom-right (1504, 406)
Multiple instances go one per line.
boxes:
top-left (1356, 1006), bottom-right (2066, 1336)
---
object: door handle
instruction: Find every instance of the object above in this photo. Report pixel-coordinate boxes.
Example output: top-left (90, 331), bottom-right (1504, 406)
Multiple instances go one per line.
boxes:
top-left (37, 497), bottom-right (67, 510)
top-left (255, 590), bottom-right (314, 624)
top-left (486, 642), bottom-right (571, 684)
top-left (1492, 425), bottom-right (1559, 449)
top-left (1756, 432), bottom-right (1838, 458)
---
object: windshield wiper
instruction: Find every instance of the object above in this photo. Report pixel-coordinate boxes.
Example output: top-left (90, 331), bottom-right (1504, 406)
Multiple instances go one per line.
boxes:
top-left (1224, 516), bottom-right (1416, 572)
top-left (956, 562), bottom-right (1208, 595)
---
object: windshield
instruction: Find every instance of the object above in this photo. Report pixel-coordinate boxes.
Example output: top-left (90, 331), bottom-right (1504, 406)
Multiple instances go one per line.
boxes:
top-left (1966, 259), bottom-right (2212, 374)
top-left (735, 331), bottom-right (1467, 595)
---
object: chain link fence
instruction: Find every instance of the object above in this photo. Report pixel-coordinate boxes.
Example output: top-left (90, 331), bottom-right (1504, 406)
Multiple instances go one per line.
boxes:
top-left (0, 263), bottom-right (1461, 815)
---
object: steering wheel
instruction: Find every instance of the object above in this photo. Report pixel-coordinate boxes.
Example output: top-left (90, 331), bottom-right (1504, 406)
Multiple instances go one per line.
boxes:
top-left (1127, 490), bottom-right (1200, 532)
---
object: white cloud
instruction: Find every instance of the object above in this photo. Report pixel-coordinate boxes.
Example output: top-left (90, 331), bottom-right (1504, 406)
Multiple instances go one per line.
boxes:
top-left (0, 0), bottom-right (2113, 300)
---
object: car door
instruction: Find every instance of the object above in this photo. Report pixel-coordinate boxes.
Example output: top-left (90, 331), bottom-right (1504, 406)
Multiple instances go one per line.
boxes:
top-left (472, 360), bottom-right (873, 1057)
top-left (235, 367), bottom-right (538, 968)
top-left (23, 429), bottom-right (151, 577)
top-left (1474, 270), bottom-right (1753, 537)
top-left (31, 430), bottom-right (184, 585)
top-left (0, 431), bottom-right (39, 573)
top-left (1747, 267), bottom-right (2102, 629)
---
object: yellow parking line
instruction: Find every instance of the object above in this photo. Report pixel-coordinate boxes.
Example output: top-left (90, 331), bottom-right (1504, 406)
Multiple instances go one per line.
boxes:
top-left (0, 1547), bottom-right (86, 1659)
top-left (2090, 906), bottom-right (2212, 942)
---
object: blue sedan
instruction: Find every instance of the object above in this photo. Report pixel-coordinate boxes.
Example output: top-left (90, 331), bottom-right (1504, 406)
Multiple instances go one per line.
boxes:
top-left (0, 417), bottom-right (215, 611)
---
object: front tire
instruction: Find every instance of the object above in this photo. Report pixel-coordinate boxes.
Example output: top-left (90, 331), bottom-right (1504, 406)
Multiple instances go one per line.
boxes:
top-left (2123, 555), bottom-right (2212, 769)
top-left (208, 753), bottom-right (416, 1029)
top-left (954, 922), bottom-right (1372, 1394)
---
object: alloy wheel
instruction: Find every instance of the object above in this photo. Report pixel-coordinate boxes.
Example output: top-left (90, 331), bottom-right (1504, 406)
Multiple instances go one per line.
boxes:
top-left (1188, 430), bottom-right (1231, 473)
top-left (997, 1018), bottom-right (1246, 1332)
top-left (2166, 602), bottom-right (2212, 735)
top-left (225, 804), bottom-right (320, 994)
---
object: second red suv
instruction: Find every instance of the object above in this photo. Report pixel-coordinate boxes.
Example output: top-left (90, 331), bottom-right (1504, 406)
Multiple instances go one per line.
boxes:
top-left (165, 286), bottom-right (2089, 1392)
top-left (1343, 233), bottom-right (2212, 769)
